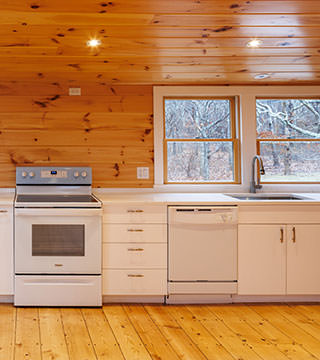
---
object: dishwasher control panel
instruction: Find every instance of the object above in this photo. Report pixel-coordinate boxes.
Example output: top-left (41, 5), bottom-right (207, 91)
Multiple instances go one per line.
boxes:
top-left (169, 206), bottom-right (238, 224)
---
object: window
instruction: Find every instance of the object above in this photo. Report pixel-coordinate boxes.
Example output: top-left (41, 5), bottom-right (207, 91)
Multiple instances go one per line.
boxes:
top-left (256, 98), bottom-right (320, 183)
top-left (163, 97), bottom-right (239, 183)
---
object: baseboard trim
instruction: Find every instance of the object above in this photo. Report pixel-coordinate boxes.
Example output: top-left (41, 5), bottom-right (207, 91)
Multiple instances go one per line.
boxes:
top-left (2, 294), bottom-right (319, 305)
top-left (233, 294), bottom-right (320, 303)
top-left (103, 295), bottom-right (165, 304)
top-left (0, 295), bottom-right (14, 303)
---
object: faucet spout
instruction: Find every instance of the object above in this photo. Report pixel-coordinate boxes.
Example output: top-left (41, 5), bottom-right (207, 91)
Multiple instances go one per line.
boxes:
top-left (250, 155), bottom-right (265, 193)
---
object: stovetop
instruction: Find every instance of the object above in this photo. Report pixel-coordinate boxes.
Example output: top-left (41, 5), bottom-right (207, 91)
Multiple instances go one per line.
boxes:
top-left (14, 166), bottom-right (102, 208)
top-left (16, 194), bottom-right (99, 203)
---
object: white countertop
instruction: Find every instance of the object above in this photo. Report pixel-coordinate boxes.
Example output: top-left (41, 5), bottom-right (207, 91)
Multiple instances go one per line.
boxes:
top-left (94, 191), bottom-right (320, 205)
top-left (0, 192), bottom-right (15, 206)
top-left (1, 188), bottom-right (320, 205)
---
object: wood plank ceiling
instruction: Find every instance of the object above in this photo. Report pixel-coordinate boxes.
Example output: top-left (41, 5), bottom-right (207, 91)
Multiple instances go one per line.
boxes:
top-left (1, 0), bottom-right (320, 86)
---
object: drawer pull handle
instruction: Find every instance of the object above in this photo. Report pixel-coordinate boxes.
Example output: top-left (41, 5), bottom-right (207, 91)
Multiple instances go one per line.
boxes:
top-left (292, 227), bottom-right (296, 243)
top-left (127, 274), bottom-right (144, 278)
top-left (54, 264), bottom-right (63, 267)
top-left (128, 248), bottom-right (144, 252)
top-left (280, 228), bottom-right (284, 243)
top-left (0, 210), bottom-right (8, 213)
top-left (127, 209), bottom-right (144, 213)
top-left (127, 229), bottom-right (144, 232)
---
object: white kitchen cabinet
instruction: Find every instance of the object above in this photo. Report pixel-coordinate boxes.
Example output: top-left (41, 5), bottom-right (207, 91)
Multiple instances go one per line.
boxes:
top-left (102, 203), bottom-right (167, 296)
top-left (0, 205), bottom-right (13, 295)
top-left (287, 225), bottom-right (320, 294)
top-left (238, 222), bottom-right (320, 295)
top-left (238, 224), bottom-right (286, 295)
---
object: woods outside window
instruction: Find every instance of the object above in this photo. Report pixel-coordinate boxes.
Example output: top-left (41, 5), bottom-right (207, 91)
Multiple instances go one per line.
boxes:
top-left (256, 98), bottom-right (320, 183)
top-left (163, 97), bottom-right (239, 184)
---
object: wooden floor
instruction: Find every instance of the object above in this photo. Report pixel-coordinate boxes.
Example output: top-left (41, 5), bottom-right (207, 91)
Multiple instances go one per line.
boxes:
top-left (1, 303), bottom-right (320, 360)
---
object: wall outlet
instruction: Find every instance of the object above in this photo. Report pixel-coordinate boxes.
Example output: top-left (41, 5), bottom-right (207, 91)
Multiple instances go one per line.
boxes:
top-left (69, 87), bottom-right (81, 96)
top-left (137, 167), bottom-right (149, 179)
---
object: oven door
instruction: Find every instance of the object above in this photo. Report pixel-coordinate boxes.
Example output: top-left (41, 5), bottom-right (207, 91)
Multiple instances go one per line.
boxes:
top-left (15, 208), bottom-right (102, 274)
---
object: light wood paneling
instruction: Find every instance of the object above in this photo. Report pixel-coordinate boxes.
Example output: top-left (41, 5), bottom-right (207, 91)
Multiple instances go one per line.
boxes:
top-left (2, 304), bottom-right (320, 360)
top-left (0, 86), bottom-right (153, 187)
top-left (1, 0), bottom-right (320, 86)
top-left (1, 0), bottom-right (320, 186)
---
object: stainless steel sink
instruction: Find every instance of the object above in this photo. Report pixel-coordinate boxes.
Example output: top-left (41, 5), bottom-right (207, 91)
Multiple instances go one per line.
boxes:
top-left (225, 194), bottom-right (310, 201)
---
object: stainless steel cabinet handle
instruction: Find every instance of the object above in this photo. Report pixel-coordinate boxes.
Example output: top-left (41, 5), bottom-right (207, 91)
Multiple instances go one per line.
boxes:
top-left (127, 248), bottom-right (144, 252)
top-left (280, 228), bottom-right (284, 243)
top-left (127, 274), bottom-right (144, 278)
top-left (127, 229), bottom-right (144, 232)
top-left (292, 227), bottom-right (296, 243)
top-left (0, 210), bottom-right (8, 213)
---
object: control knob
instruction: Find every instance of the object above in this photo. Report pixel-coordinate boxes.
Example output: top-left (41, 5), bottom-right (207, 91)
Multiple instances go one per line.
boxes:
top-left (73, 171), bottom-right (79, 178)
top-left (21, 171), bottom-right (28, 178)
top-left (29, 171), bottom-right (35, 178)
top-left (81, 171), bottom-right (87, 178)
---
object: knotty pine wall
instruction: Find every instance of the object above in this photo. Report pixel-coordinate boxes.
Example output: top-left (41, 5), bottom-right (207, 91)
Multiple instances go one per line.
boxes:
top-left (0, 84), bottom-right (154, 188)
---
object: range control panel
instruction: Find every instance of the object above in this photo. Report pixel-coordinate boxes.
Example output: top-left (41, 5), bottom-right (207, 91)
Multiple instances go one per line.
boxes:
top-left (16, 166), bottom-right (92, 185)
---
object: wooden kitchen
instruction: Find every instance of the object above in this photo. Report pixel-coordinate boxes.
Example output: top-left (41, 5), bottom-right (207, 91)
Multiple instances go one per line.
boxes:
top-left (1, 0), bottom-right (320, 359)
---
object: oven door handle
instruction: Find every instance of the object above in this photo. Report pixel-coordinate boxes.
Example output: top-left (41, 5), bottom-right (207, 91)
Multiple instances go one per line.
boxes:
top-left (15, 208), bottom-right (102, 217)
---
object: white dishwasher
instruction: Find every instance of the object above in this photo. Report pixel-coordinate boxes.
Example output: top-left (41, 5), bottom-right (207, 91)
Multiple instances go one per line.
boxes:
top-left (168, 206), bottom-right (238, 295)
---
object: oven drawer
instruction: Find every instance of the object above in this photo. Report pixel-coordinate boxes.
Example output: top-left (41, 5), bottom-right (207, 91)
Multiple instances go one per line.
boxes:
top-left (103, 223), bottom-right (166, 243)
top-left (103, 204), bottom-right (166, 224)
top-left (103, 243), bottom-right (167, 269)
top-left (102, 269), bottom-right (167, 295)
top-left (15, 275), bottom-right (102, 306)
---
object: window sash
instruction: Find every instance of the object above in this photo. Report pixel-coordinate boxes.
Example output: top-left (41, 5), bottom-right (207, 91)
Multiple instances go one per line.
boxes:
top-left (163, 96), bottom-right (239, 184)
top-left (164, 139), bottom-right (240, 184)
top-left (257, 139), bottom-right (320, 184)
top-left (256, 97), bottom-right (320, 184)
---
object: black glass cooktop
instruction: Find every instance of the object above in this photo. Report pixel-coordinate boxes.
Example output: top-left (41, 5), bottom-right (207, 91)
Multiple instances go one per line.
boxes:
top-left (16, 194), bottom-right (99, 203)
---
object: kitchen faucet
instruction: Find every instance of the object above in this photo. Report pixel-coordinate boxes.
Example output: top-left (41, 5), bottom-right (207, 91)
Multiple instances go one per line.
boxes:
top-left (250, 155), bottom-right (265, 193)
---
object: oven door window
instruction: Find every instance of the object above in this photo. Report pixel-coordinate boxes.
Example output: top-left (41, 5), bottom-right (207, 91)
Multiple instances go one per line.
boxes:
top-left (32, 224), bottom-right (85, 256)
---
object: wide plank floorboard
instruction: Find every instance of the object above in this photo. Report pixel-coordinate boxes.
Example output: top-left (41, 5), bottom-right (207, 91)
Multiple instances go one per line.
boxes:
top-left (0, 303), bottom-right (319, 360)
top-left (0, 304), bottom-right (15, 360)
top-left (39, 308), bottom-right (69, 360)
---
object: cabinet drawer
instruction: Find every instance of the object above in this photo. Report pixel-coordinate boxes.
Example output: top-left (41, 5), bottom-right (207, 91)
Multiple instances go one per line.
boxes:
top-left (103, 269), bottom-right (167, 295)
top-left (103, 243), bottom-right (167, 269)
top-left (103, 204), bottom-right (167, 224)
top-left (103, 224), bottom-right (166, 243)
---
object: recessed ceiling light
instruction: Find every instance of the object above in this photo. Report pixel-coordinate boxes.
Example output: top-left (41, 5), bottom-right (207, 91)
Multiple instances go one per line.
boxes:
top-left (247, 39), bottom-right (263, 48)
top-left (87, 39), bottom-right (101, 47)
top-left (254, 73), bottom-right (270, 79)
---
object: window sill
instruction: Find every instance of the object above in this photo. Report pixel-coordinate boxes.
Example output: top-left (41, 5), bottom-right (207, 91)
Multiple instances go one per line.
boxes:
top-left (153, 183), bottom-right (320, 193)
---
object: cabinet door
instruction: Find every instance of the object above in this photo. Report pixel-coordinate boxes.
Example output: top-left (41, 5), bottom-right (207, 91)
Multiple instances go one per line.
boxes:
top-left (287, 224), bottom-right (320, 295)
top-left (0, 206), bottom-right (13, 295)
top-left (238, 224), bottom-right (286, 295)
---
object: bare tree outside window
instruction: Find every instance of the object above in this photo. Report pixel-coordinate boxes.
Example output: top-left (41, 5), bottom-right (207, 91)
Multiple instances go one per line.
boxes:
top-left (164, 98), bottom-right (238, 183)
top-left (256, 99), bottom-right (320, 182)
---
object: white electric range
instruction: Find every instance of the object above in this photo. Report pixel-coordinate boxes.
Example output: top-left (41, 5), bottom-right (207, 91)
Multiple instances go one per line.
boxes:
top-left (14, 166), bottom-right (102, 306)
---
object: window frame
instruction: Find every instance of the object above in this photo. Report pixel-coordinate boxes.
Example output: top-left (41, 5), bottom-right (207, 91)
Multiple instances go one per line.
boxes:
top-left (163, 96), bottom-right (240, 184)
top-left (153, 86), bottom-right (320, 192)
top-left (256, 96), bottom-right (320, 184)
